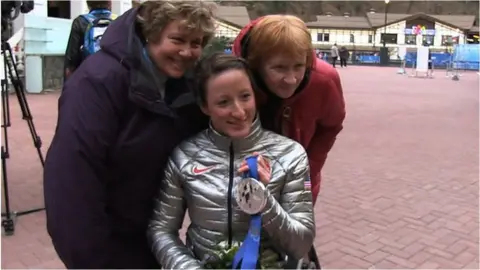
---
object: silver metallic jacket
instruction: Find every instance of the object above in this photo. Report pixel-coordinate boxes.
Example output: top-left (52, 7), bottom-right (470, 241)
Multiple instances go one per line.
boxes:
top-left (147, 118), bottom-right (315, 269)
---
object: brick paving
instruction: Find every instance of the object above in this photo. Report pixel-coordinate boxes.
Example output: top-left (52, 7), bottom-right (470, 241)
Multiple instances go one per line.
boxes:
top-left (1, 66), bottom-right (479, 269)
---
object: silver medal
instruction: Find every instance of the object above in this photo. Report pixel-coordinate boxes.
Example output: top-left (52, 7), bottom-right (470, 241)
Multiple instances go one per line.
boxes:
top-left (235, 177), bottom-right (267, 215)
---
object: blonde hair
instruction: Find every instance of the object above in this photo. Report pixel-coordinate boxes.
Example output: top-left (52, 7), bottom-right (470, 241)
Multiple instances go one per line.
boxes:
top-left (247, 15), bottom-right (314, 69)
top-left (137, 0), bottom-right (217, 46)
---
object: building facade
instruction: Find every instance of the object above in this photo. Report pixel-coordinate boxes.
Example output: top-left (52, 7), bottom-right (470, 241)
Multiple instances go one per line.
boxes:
top-left (215, 20), bottom-right (243, 40)
top-left (214, 6), bottom-right (250, 41)
top-left (14, 2), bottom-right (250, 93)
top-left (13, 0), bottom-right (132, 93)
top-left (307, 13), bottom-right (476, 51)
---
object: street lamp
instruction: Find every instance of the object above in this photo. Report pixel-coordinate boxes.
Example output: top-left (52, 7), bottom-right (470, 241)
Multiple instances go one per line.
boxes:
top-left (382, 0), bottom-right (390, 47)
top-left (380, 0), bottom-right (390, 66)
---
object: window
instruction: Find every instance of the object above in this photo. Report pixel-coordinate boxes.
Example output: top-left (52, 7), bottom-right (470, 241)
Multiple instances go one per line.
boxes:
top-left (349, 34), bottom-right (355, 43)
top-left (317, 33), bottom-right (330, 42)
top-left (422, 35), bottom-right (434, 46)
top-left (466, 34), bottom-right (478, 44)
top-left (368, 34), bottom-right (373, 43)
top-left (47, 0), bottom-right (71, 19)
top-left (441, 35), bottom-right (459, 46)
top-left (324, 33), bottom-right (330, 42)
top-left (380, 33), bottom-right (398, 44)
top-left (405, 34), bottom-right (417, 45)
top-left (215, 25), bottom-right (240, 39)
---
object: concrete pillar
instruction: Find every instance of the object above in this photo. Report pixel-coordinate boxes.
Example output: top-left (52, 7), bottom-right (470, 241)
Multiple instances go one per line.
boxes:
top-left (19, 0), bottom-right (48, 93)
top-left (13, 0), bottom-right (48, 33)
top-left (25, 56), bottom-right (43, 93)
top-left (111, 0), bottom-right (133, 16)
top-left (70, 0), bottom-right (88, 19)
top-left (32, 0), bottom-right (48, 17)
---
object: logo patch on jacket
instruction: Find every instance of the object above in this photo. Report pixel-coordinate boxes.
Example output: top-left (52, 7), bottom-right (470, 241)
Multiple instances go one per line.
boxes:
top-left (304, 175), bottom-right (311, 191)
top-left (192, 165), bottom-right (216, 174)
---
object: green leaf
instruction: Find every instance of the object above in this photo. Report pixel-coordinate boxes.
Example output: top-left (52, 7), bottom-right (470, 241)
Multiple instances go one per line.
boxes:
top-left (201, 36), bottom-right (233, 59)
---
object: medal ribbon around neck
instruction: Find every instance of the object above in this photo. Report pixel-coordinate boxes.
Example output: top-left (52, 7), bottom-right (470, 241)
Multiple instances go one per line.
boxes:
top-left (232, 156), bottom-right (263, 270)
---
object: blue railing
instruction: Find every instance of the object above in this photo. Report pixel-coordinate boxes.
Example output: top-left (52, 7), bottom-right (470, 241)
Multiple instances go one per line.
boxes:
top-left (350, 44), bottom-right (479, 70)
top-left (357, 55), bottom-right (380, 64)
top-left (451, 44), bottom-right (479, 70)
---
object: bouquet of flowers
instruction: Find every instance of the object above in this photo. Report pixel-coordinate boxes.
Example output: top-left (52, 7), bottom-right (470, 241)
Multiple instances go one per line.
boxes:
top-left (201, 241), bottom-right (285, 269)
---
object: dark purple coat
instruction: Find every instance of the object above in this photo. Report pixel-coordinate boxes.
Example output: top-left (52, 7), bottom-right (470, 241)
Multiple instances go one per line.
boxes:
top-left (43, 8), bottom-right (207, 269)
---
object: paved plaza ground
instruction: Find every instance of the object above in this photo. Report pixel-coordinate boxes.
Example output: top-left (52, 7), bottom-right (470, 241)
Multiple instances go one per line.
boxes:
top-left (1, 66), bottom-right (479, 269)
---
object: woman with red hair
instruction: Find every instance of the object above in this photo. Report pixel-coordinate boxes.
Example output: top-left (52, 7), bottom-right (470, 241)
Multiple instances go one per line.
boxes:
top-left (233, 15), bottom-right (346, 205)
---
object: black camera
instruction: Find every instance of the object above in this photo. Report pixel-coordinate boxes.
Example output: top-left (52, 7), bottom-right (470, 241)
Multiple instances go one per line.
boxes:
top-left (1, 0), bottom-right (34, 39)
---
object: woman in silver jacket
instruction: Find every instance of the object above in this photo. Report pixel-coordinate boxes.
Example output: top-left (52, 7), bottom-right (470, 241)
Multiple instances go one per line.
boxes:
top-left (147, 53), bottom-right (315, 269)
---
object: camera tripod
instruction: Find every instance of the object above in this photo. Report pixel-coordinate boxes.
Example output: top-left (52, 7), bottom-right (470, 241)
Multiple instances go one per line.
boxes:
top-left (1, 38), bottom-right (45, 236)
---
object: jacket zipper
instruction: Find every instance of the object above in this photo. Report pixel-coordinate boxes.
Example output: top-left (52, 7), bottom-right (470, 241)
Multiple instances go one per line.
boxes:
top-left (279, 106), bottom-right (291, 135)
top-left (227, 143), bottom-right (234, 248)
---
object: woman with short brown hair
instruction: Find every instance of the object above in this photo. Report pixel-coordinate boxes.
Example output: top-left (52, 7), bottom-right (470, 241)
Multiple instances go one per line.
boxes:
top-left (233, 14), bottom-right (346, 206)
top-left (241, 15), bottom-right (315, 72)
top-left (44, 1), bottom-right (217, 268)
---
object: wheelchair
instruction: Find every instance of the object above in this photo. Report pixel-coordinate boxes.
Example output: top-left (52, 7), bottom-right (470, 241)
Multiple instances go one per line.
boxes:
top-left (284, 246), bottom-right (321, 269)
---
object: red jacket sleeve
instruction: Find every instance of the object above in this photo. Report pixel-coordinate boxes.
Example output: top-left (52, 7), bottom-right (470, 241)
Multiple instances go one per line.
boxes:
top-left (307, 69), bottom-right (346, 204)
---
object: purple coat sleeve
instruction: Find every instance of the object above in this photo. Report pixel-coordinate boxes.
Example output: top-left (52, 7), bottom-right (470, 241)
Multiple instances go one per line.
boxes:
top-left (43, 74), bottom-right (119, 268)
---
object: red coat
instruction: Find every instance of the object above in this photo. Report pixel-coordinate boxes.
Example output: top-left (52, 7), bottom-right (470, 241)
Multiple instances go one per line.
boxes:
top-left (233, 18), bottom-right (346, 204)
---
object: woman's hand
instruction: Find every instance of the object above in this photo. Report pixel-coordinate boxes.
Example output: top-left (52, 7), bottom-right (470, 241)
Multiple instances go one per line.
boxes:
top-left (237, 152), bottom-right (271, 185)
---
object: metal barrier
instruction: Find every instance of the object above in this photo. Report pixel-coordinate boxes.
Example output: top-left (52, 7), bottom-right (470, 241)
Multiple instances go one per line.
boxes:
top-left (408, 61), bottom-right (416, 77)
top-left (397, 59), bottom-right (407, 75)
top-left (445, 60), bottom-right (462, 81)
top-left (428, 61), bottom-right (434, 78)
top-left (445, 60), bottom-right (453, 77)
top-left (407, 60), bottom-right (434, 79)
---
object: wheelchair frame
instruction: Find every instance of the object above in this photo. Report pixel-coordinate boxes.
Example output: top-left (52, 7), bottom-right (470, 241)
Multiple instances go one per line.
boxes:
top-left (284, 246), bottom-right (321, 269)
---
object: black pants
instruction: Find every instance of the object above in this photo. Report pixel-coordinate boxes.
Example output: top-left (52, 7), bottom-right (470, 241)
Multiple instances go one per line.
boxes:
top-left (331, 56), bottom-right (338, 67)
top-left (340, 58), bottom-right (347, 67)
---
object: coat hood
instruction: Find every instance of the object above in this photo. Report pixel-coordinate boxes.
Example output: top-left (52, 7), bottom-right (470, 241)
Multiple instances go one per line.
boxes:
top-left (100, 8), bottom-right (141, 68)
top-left (232, 17), bottom-right (263, 59)
top-left (99, 8), bottom-right (196, 117)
